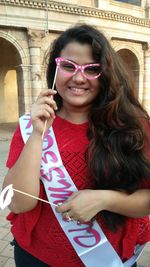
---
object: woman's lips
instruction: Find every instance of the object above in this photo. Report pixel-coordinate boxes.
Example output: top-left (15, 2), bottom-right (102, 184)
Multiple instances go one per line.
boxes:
top-left (68, 87), bottom-right (88, 95)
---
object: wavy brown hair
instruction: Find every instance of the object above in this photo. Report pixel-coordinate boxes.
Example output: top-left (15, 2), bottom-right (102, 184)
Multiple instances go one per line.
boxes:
top-left (47, 24), bottom-right (150, 231)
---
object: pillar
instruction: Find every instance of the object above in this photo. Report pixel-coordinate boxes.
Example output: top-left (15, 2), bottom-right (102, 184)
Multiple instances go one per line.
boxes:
top-left (28, 29), bottom-right (45, 102)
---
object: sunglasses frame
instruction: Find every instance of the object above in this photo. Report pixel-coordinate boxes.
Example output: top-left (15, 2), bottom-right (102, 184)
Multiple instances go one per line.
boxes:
top-left (55, 57), bottom-right (102, 80)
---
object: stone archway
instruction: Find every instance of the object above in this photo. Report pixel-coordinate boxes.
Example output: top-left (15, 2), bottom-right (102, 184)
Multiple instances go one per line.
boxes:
top-left (117, 49), bottom-right (140, 97)
top-left (0, 31), bottom-right (31, 123)
top-left (0, 37), bottom-right (22, 123)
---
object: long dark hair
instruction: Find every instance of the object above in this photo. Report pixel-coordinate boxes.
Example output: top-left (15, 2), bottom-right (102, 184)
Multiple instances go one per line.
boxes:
top-left (47, 24), bottom-right (150, 231)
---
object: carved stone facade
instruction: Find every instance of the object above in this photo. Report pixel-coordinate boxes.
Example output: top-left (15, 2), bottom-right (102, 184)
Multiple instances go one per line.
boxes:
top-left (0, 0), bottom-right (150, 122)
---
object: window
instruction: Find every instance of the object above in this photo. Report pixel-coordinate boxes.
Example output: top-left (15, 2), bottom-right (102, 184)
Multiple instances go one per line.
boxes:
top-left (115, 0), bottom-right (141, 6)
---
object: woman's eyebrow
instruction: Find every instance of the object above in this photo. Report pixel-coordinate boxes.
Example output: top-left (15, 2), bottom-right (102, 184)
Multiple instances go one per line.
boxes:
top-left (63, 57), bottom-right (96, 65)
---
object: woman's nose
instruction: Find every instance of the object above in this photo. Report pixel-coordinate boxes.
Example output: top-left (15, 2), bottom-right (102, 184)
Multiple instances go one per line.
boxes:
top-left (72, 70), bottom-right (86, 83)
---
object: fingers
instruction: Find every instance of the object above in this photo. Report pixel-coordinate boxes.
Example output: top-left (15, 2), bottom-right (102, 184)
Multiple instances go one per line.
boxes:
top-left (56, 193), bottom-right (78, 213)
top-left (56, 190), bottom-right (97, 223)
top-left (56, 192), bottom-right (78, 213)
top-left (37, 89), bottom-right (58, 110)
top-left (34, 105), bottom-right (56, 120)
top-left (61, 210), bottom-right (88, 224)
top-left (56, 200), bottom-right (77, 222)
top-left (38, 89), bottom-right (57, 98)
top-left (56, 201), bottom-right (70, 213)
top-left (38, 97), bottom-right (58, 112)
top-left (61, 210), bottom-right (80, 223)
top-left (32, 89), bottom-right (58, 120)
top-left (62, 211), bottom-right (74, 222)
top-left (56, 198), bottom-right (85, 223)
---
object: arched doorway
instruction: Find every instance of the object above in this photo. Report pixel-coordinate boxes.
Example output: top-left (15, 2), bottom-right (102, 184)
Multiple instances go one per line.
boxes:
top-left (117, 49), bottom-right (139, 97)
top-left (0, 37), bottom-right (22, 123)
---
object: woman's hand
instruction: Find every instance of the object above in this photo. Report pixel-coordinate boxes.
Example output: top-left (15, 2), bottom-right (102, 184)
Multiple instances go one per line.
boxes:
top-left (31, 89), bottom-right (57, 135)
top-left (56, 189), bottom-right (150, 222)
top-left (56, 190), bottom-right (106, 223)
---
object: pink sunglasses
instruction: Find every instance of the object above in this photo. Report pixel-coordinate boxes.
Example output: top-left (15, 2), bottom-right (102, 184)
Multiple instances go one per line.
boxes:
top-left (55, 57), bottom-right (102, 80)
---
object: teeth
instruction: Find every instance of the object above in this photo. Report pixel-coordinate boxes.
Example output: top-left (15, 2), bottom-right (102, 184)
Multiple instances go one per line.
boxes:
top-left (71, 88), bottom-right (85, 92)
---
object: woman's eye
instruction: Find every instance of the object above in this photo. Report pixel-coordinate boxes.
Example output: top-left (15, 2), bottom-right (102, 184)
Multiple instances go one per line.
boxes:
top-left (61, 62), bottom-right (75, 72)
top-left (86, 66), bottom-right (100, 74)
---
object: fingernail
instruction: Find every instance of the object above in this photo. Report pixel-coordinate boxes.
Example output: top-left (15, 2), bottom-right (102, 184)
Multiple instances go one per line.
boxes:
top-left (57, 202), bottom-right (62, 206)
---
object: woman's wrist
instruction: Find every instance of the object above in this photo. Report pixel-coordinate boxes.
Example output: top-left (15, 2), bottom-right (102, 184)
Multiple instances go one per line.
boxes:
top-left (31, 130), bottom-right (44, 140)
top-left (96, 189), bottom-right (127, 213)
top-left (93, 190), bottom-right (112, 212)
top-left (27, 130), bottom-right (43, 149)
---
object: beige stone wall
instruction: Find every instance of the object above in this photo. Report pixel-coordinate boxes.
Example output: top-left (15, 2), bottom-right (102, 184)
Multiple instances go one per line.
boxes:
top-left (109, 0), bottom-right (145, 18)
top-left (4, 70), bottom-right (18, 123)
top-left (0, 70), bottom-right (18, 123)
top-left (98, 0), bottom-right (147, 17)
top-left (58, 0), bottom-right (96, 6)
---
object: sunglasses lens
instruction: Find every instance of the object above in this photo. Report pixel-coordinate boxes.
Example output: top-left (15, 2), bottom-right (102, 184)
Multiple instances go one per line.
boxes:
top-left (84, 66), bottom-right (101, 78)
top-left (59, 60), bottom-right (75, 74)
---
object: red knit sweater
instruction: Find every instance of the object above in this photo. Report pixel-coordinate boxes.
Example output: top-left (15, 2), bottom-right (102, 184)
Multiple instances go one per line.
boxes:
top-left (6, 115), bottom-right (150, 266)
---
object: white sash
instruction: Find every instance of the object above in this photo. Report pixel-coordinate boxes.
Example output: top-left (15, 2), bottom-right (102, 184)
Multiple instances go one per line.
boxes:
top-left (19, 114), bottom-right (146, 267)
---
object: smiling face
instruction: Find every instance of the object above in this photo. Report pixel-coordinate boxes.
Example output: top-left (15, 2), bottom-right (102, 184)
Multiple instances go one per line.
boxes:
top-left (55, 42), bottom-right (101, 112)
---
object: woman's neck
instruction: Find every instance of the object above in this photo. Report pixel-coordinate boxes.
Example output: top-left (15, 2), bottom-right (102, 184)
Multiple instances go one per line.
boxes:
top-left (57, 106), bottom-right (89, 124)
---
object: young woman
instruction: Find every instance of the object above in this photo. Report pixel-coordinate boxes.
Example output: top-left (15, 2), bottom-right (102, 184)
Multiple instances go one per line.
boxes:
top-left (3, 24), bottom-right (150, 267)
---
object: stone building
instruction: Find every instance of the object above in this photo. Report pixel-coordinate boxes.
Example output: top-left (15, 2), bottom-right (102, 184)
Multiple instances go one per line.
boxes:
top-left (0, 0), bottom-right (150, 123)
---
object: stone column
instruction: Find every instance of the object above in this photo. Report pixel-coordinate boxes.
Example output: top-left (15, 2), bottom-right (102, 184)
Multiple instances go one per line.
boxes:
top-left (143, 43), bottom-right (150, 115)
top-left (145, 0), bottom-right (150, 18)
top-left (41, 65), bottom-right (47, 89)
top-left (28, 29), bottom-right (45, 102)
top-left (0, 69), bottom-right (6, 122)
top-left (15, 64), bottom-right (32, 116)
